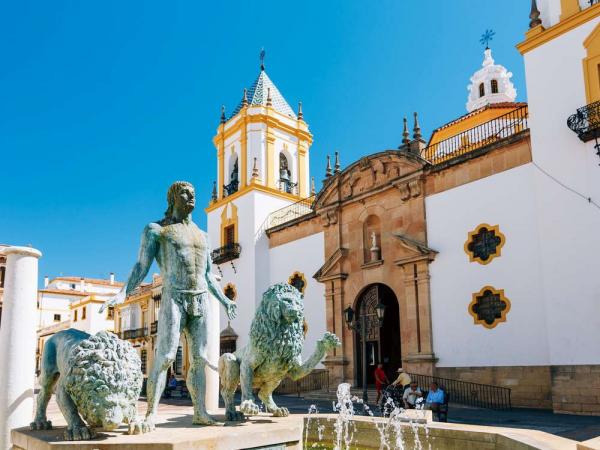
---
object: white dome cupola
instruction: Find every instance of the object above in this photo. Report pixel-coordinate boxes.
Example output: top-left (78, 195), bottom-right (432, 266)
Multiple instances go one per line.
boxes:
top-left (466, 48), bottom-right (517, 112)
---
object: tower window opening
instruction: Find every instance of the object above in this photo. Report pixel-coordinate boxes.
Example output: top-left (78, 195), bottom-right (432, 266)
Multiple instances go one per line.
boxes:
top-left (224, 157), bottom-right (239, 197)
top-left (479, 83), bottom-right (485, 98)
top-left (279, 152), bottom-right (296, 194)
top-left (491, 79), bottom-right (499, 94)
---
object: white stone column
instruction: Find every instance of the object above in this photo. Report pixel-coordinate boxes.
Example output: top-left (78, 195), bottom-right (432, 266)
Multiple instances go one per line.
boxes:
top-left (0, 246), bottom-right (42, 449)
top-left (205, 294), bottom-right (219, 412)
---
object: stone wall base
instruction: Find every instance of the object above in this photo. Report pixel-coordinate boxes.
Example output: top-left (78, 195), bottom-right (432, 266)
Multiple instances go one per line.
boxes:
top-left (435, 364), bottom-right (600, 415)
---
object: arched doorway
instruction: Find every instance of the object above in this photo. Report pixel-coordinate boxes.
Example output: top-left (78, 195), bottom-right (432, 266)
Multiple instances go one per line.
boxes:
top-left (354, 283), bottom-right (401, 386)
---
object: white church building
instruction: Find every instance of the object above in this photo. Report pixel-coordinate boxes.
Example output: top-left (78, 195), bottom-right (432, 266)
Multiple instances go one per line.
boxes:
top-left (204, 0), bottom-right (600, 416)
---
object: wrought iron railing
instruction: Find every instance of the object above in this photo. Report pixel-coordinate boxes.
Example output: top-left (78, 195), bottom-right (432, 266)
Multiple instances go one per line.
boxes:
top-left (567, 100), bottom-right (600, 143)
top-left (409, 373), bottom-right (511, 410)
top-left (423, 105), bottom-right (529, 165)
top-left (274, 369), bottom-right (329, 397)
top-left (150, 321), bottom-right (158, 335)
top-left (122, 327), bottom-right (147, 340)
top-left (279, 178), bottom-right (298, 195)
top-left (211, 243), bottom-right (242, 265)
top-left (266, 196), bottom-right (315, 230)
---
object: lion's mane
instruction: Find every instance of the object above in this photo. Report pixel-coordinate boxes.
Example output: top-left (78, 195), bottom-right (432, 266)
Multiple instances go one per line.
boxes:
top-left (249, 283), bottom-right (304, 366)
top-left (65, 331), bottom-right (143, 427)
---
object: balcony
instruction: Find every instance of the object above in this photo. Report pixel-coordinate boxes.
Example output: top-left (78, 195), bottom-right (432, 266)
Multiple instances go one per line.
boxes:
top-left (151, 321), bottom-right (158, 335)
top-left (423, 105), bottom-right (529, 166)
top-left (211, 243), bottom-right (242, 265)
top-left (121, 327), bottom-right (147, 340)
top-left (266, 196), bottom-right (315, 232)
top-left (567, 100), bottom-right (600, 143)
top-left (279, 178), bottom-right (298, 195)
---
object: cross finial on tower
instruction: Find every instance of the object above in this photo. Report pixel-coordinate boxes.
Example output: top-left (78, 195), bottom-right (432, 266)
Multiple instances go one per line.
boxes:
top-left (260, 47), bottom-right (266, 71)
top-left (480, 29), bottom-right (496, 49)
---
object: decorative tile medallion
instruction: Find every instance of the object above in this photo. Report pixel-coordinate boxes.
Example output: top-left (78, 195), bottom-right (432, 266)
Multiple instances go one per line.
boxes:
top-left (288, 271), bottom-right (307, 295)
top-left (464, 223), bottom-right (505, 265)
top-left (468, 286), bottom-right (511, 329)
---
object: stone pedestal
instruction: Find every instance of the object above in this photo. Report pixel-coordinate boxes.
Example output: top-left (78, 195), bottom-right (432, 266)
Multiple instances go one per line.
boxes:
top-left (0, 246), bottom-right (42, 450)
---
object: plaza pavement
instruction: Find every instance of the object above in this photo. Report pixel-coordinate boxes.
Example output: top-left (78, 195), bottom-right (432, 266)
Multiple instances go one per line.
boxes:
top-left (39, 393), bottom-right (600, 442)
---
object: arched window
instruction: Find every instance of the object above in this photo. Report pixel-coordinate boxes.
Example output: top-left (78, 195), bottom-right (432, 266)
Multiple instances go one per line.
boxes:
top-left (279, 153), bottom-right (295, 193)
top-left (479, 83), bottom-right (485, 98)
top-left (491, 79), bottom-right (499, 94)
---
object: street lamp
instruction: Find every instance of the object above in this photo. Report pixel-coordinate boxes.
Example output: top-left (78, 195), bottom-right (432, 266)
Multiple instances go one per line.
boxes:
top-left (343, 302), bottom-right (386, 404)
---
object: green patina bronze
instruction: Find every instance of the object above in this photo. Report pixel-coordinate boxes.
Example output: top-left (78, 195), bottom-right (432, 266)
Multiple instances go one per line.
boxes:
top-left (219, 283), bottom-right (340, 421)
top-left (101, 181), bottom-right (237, 431)
top-left (31, 330), bottom-right (143, 440)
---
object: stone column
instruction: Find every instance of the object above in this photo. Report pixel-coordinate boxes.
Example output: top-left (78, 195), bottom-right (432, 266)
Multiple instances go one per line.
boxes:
top-left (0, 246), bottom-right (42, 449)
top-left (205, 294), bottom-right (219, 412)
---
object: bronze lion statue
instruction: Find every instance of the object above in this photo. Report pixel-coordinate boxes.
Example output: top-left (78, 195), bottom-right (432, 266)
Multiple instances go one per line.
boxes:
top-left (31, 329), bottom-right (145, 440)
top-left (219, 282), bottom-right (340, 421)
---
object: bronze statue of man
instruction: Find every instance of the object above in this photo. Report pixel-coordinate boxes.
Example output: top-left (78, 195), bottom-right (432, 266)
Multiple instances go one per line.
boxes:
top-left (102, 181), bottom-right (236, 430)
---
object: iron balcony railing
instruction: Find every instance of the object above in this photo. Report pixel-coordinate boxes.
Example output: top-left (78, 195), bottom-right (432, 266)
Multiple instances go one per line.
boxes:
top-left (409, 373), bottom-right (511, 410)
top-left (567, 100), bottom-right (600, 143)
top-left (223, 180), bottom-right (239, 197)
top-left (211, 243), bottom-right (242, 265)
top-left (423, 105), bottom-right (529, 165)
top-left (266, 196), bottom-right (315, 230)
top-left (122, 327), bottom-right (148, 340)
top-left (274, 369), bottom-right (329, 397)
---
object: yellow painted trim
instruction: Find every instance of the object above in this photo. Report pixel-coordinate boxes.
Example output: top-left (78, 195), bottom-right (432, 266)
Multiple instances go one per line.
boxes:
top-left (69, 295), bottom-right (105, 309)
top-left (464, 224), bottom-right (506, 265)
top-left (468, 286), bottom-right (511, 329)
top-left (297, 141), bottom-right (308, 197)
top-left (217, 134), bottom-right (225, 200)
top-left (583, 23), bottom-right (600, 103)
top-left (205, 183), bottom-right (302, 212)
top-left (223, 283), bottom-right (237, 301)
top-left (288, 271), bottom-right (308, 295)
top-left (240, 112), bottom-right (248, 188)
top-left (220, 203), bottom-right (239, 247)
top-left (561, 0), bottom-right (581, 21)
top-left (517, 3), bottom-right (600, 54)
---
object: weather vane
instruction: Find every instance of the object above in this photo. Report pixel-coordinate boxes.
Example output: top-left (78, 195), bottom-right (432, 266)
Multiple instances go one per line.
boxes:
top-left (480, 29), bottom-right (495, 49)
top-left (260, 47), bottom-right (266, 70)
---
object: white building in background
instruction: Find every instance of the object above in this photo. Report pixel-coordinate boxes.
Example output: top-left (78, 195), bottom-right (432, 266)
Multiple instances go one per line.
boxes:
top-left (36, 275), bottom-right (123, 373)
top-left (0, 245), bottom-right (8, 326)
top-left (205, 62), bottom-right (327, 363)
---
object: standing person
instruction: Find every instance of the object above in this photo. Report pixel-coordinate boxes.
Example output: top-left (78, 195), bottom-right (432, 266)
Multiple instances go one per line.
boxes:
top-left (391, 367), bottom-right (411, 390)
top-left (374, 363), bottom-right (389, 404)
top-left (101, 181), bottom-right (237, 430)
top-left (402, 381), bottom-right (423, 409)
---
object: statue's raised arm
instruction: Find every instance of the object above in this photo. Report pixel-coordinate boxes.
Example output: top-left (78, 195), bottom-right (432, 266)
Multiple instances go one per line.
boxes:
top-left (100, 224), bottom-right (159, 313)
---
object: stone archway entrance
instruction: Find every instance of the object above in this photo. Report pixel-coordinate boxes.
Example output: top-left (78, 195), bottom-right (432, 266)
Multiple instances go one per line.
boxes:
top-left (355, 283), bottom-right (401, 386)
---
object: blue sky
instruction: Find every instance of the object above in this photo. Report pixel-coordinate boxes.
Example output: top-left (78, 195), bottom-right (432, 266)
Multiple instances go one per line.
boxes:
top-left (0, 0), bottom-right (528, 284)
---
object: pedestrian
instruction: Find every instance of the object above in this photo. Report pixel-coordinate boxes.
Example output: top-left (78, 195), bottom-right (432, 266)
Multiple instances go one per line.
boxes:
top-left (425, 381), bottom-right (445, 415)
top-left (166, 373), bottom-right (178, 398)
top-left (402, 381), bottom-right (423, 409)
top-left (391, 367), bottom-right (411, 390)
top-left (374, 363), bottom-right (390, 404)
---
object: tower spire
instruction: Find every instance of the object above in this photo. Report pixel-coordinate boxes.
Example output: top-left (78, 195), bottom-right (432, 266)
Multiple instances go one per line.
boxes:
top-left (211, 181), bottom-right (218, 203)
top-left (220, 105), bottom-right (226, 124)
top-left (413, 112), bottom-right (422, 140)
top-left (298, 101), bottom-right (304, 121)
top-left (334, 151), bottom-right (341, 174)
top-left (402, 117), bottom-right (410, 146)
top-left (529, 0), bottom-right (542, 28)
top-left (242, 88), bottom-right (248, 107)
top-left (325, 155), bottom-right (333, 178)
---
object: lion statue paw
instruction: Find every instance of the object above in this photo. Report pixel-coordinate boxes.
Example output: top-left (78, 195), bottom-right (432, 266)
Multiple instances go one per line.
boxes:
top-left (30, 419), bottom-right (52, 430)
top-left (127, 417), bottom-right (154, 435)
top-left (225, 410), bottom-right (245, 422)
top-left (240, 400), bottom-right (260, 416)
top-left (63, 425), bottom-right (96, 441)
top-left (270, 406), bottom-right (290, 417)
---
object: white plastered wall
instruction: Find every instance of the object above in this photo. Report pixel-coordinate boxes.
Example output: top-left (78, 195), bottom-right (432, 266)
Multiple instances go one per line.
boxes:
top-left (427, 164), bottom-right (549, 367)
